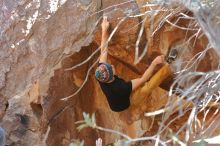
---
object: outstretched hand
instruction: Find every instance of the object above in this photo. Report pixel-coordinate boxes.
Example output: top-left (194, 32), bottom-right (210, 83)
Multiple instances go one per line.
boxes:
top-left (101, 16), bottom-right (110, 33)
top-left (152, 55), bottom-right (165, 66)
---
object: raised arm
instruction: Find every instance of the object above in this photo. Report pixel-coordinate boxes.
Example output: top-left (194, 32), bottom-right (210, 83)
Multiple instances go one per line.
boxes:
top-left (99, 16), bottom-right (110, 63)
top-left (131, 55), bottom-right (165, 91)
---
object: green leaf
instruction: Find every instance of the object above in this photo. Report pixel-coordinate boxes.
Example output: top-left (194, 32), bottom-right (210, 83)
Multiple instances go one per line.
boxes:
top-left (92, 113), bottom-right (96, 126)
top-left (79, 140), bottom-right (84, 146)
top-left (69, 143), bottom-right (78, 146)
top-left (194, 139), bottom-right (208, 146)
top-left (83, 112), bottom-right (87, 119)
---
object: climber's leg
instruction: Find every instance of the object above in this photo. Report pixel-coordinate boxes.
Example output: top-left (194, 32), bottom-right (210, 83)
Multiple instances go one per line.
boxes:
top-left (131, 64), bottom-right (172, 107)
top-left (126, 64), bottom-right (172, 123)
top-left (130, 48), bottom-right (178, 110)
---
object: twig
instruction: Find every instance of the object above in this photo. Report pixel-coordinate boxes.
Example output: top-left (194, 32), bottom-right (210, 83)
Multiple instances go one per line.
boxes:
top-left (61, 58), bottom-right (99, 101)
top-left (96, 126), bottom-right (132, 140)
top-left (134, 15), bottom-right (148, 64)
top-left (89, 0), bottom-right (135, 17)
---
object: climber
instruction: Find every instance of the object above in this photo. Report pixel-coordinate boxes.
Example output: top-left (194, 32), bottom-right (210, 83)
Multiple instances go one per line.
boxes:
top-left (95, 16), bottom-right (166, 112)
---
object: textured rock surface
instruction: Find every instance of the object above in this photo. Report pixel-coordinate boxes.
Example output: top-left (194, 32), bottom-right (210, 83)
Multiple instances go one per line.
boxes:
top-left (0, 0), bottom-right (100, 145)
top-left (0, 87), bottom-right (44, 146)
top-left (0, 0), bottom-right (220, 146)
top-left (0, 0), bottom-right (100, 98)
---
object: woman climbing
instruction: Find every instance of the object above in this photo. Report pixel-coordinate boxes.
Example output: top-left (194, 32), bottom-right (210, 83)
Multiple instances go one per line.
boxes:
top-left (95, 16), bottom-right (166, 112)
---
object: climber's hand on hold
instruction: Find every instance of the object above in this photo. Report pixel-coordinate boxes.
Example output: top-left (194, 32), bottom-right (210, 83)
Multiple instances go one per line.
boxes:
top-left (101, 16), bottom-right (109, 34)
top-left (152, 55), bottom-right (165, 67)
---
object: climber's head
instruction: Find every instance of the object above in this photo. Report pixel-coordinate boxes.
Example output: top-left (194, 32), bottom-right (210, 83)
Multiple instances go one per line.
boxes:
top-left (95, 63), bottom-right (115, 83)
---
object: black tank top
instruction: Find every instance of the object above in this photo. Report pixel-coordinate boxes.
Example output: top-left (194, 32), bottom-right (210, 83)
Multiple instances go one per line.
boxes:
top-left (98, 75), bottom-right (132, 112)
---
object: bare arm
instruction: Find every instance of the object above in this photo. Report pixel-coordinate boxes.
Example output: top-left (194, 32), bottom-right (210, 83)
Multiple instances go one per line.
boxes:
top-left (99, 16), bottom-right (109, 63)
top-left (131, 55), bottom-right (165, 91)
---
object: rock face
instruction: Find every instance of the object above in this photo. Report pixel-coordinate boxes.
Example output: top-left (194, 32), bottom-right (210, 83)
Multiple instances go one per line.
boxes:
top-left (0, 0), bottom-right (100, 98)
top-left (0, 0), bottom-right (100, 145)
top-left (0, 0), bottom-right (220, 146)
